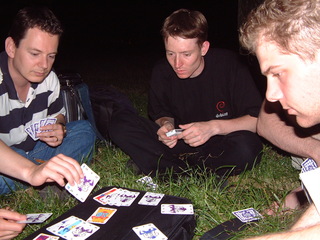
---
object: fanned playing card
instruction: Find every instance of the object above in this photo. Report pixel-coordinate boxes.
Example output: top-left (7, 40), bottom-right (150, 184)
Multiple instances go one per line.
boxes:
top-left (65, 163), bottom-right (100, 202)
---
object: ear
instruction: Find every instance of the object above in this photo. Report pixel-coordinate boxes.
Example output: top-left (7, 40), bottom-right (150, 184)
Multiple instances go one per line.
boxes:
top-left (201, 41), bottom-right (210, 56)
top-left (5, 37), bottom-right (16, 58)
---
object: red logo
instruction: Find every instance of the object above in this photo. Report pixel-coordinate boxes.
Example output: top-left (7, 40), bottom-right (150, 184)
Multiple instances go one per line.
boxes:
top-left (216, 101), bottom-right (225, 112)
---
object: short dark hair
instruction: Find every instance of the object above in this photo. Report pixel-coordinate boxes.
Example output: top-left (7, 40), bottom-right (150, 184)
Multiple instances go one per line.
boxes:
top-left (9, 6), bottom-right (63, 47)
top-left (161, 9), bottom-right (208, 47)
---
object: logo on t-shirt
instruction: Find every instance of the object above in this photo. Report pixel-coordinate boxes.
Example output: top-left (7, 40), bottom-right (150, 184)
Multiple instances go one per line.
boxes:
top-left (215, 101), bottom-right (229, 118)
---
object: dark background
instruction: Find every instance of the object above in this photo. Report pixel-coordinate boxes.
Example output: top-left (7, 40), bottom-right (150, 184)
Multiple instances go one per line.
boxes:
top-left (0, 0), bottom-right (266, 93)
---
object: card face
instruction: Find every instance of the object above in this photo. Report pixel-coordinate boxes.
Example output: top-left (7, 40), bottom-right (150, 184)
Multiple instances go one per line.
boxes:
top-left (136, 176), bottom-right (158, 190)
top-left (301, 158), bottom-right (318, 173)
top-left (161, 204), bottom-right (194, 215)
top-left (132, 223), bottom-right (167, 240)
top-left (32, 233), bottom-right (59, 240)
top-left (47, 215), bottom-right (99, 240)
top-left (17, 213), bottom-right (52, 224)
top-left (65, 163), bottom-right (100, 202)
top-left (93, 187), bottom-right (118, 205)
top-left (87, 207), bottom-right (117, 224)
top-left (138, 192), bottom-right (164, 206)
top-left (232, 208), bottom-right (262, 223)
top-left (300, 168), bottom-right (320, 215)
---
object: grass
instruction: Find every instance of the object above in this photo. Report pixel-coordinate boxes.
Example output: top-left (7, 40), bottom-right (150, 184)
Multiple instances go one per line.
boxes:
top-left (0, 51), bottom-right (304, 239)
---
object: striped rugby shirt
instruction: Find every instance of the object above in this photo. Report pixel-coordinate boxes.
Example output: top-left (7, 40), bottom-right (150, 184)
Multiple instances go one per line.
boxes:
top-left (0, 52), bottom-right (65, 151)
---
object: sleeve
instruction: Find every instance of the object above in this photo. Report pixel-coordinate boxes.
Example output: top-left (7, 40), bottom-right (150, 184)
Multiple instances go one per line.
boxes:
top-left (147, 59), bottom-right (175, 121)
top-left (46, 72), bottom-right (66, 117)
top-left (229, 55), bottom-right (262, 118)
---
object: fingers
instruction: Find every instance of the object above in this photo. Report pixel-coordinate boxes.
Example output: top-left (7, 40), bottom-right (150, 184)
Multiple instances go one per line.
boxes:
top-left (37, 123), bottom-right (66, 146)
top-left (0, 210), bottom-right (26, 239)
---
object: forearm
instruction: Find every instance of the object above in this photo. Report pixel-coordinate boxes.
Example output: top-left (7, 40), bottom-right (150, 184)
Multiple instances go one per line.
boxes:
top-left (258, 101), bottom-right (320, 162)
top-left (0, 140), bottom-right (35, 184)
top-left (209, 115), bottom-right (258, 135)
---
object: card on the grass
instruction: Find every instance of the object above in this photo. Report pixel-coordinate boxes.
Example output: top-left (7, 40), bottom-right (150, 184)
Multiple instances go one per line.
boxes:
top-left (32, 233), bottom-right (59, 240)
top-left (161, 204), bottom-right (194, 215)
top-left (132, 223), bottom-right (167, 240)
top-left (87, 207), bottom-right (117, 224)
top-left (17, 213), bottom-right (52, 224)
top-left (47, 215), bottom-right (99, 240)
top-left (65, 163), bottom-right (100, 202)
top-left (232, 208), bottom-right (262, 223)
top-left (301, 158), bottom-right (318, 173)
top-left (136, 176), bottom-right (158, 190)
top-left (138, 192), bottom-right (164, 206)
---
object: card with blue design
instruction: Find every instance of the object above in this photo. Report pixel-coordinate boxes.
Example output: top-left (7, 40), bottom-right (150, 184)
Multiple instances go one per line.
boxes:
top-left (133, 223), bottom-right (167, 240)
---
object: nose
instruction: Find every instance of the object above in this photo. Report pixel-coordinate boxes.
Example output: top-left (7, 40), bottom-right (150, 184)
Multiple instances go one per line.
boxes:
top-left (38, 56), bottom-right (49, 69)
top-left (265, 78), bottom-right (283, 102)
top-left (174, 55), bottom-right (182, 69)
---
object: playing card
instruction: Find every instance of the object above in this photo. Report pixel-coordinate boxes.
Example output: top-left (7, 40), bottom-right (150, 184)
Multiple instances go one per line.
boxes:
top-left (161, 204), bottom-right (194, 215)
top-left (132, 223), bottom-right (167, 240)
top-left (300, 168), bottom-right (320, 215)
top-left (138, 192), bottom-right (164, 206)
top-left (65, 163), bottom-right (100, 202)
top-left (87, 207), bottom-right (117, 224)
top-left (32, 233), bottom-right (59, 240)
top-left (93, 187), bottom-right (119, 205)
top-left (232, 208), bottom-right (262, 223)
top-left (47, 216), bottom-right (82, 235)
top-left (47, 216), bottom-right (99, 240)
top-left (17, 213), bottom-right (52, 224)
top-left (165, 129), bottom-right (183, 137)
top-left (301, 158), bottom-right (318, 173)
top-left (136, 176), bottom-right (158, 190)
top-left (25, 117), bottom-right (57, 141)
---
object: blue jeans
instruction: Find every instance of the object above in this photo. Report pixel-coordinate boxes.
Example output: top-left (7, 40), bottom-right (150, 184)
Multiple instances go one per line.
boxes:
top-left (0, 120), bottom-right (96, 195)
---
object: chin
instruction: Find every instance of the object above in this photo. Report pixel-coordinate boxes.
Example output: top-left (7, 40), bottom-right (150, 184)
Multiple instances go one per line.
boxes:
top-left (296, 117), bottom-right (318, 128)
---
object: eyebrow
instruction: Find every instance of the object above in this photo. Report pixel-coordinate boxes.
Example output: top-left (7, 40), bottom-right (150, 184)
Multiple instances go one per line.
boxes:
top-left (262, 65), bottom-right (280, 76)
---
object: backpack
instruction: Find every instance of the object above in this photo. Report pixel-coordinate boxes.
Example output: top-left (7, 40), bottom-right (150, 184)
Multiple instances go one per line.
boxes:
top-left (58, 72), bottom-right (136, 144)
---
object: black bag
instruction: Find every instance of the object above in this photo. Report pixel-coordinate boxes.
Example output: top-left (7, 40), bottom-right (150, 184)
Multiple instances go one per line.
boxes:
top-left (89, 85), bottom-right (137, 143)
top-left (25, 186), bottom-right (196, 240)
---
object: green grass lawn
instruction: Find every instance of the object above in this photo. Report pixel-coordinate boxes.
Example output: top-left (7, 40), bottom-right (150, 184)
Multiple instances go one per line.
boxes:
top-left (0, 51), bottom-right (305, 239)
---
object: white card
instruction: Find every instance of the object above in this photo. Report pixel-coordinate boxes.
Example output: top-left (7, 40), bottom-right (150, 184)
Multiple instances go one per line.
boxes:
top-left (138, 192), bottom-right (164, 206)
top-left (65, 163), bottom-right (100, 202)
top-left (232, 208), bottom-right (262, 223)
top-left (161, 204), bottom-right (194, 215)
top-left (300, 168), bottom-right (320, 215)
top-left (133, 223), bottom-right (167, 240)
top-left (17, 213), bottom-right (52, 223)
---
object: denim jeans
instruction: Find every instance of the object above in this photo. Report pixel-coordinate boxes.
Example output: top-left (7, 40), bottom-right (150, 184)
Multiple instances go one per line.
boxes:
top-left (0, 120), bottom-right (96, 195)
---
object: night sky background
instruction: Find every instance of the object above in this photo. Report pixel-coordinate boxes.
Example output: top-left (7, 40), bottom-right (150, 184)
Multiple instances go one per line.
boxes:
top-left (0, 0), bottom-right (265, 93)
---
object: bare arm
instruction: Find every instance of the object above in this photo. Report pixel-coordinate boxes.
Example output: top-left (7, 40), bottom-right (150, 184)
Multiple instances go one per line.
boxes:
top-left (178, 115), bottom-right (257, 147)
top-left (0, 140), bottom-right (83, 187)
top-left (257, 100), bottom-right (320, 163)
top-left (244, 204), bottom-right (320, 240)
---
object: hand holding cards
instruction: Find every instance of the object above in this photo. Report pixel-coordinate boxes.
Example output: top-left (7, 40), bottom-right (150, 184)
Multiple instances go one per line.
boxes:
top-left (65, 163), bottom-right (100, 202)
top-left (166, 129), bottom-right (184, 137)
top-left (25, 117), bottom-right (57, 141)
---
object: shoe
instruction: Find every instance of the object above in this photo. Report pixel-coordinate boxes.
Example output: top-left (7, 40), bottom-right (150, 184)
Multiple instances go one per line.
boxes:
top-left (38, 183), bottom-right (70, 201)
top-left (126, 159), bottom-right (142, 175)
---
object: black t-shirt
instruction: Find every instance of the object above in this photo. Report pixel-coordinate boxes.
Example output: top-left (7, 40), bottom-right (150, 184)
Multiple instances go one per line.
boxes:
top-left (148, 48), bottom-right (262, 127)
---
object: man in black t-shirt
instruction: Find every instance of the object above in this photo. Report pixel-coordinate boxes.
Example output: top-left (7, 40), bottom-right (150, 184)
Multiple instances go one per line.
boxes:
top-left (109, 9), bottom-right (262, 177)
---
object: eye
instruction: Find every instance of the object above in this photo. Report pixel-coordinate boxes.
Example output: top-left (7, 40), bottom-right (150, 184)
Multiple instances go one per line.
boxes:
top-left (48, 54), bottom-right (56, 60)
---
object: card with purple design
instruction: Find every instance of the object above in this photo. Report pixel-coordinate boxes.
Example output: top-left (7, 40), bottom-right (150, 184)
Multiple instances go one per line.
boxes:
top-left (138, 192), bottom-right (164, 206)
top-left (132, 223), bottom-right (167, 240)
top-left (232, 207), bottom-right (262, 223)
top-left (161, 204), bottom-right (194, 215)
top-left (32, 233), bottom-right (59, 240)
top-left (65, 163), bottom-right (100, 202)
top-left (25, 117), bottom-right (57, 141)
top-left (17, 213), bottom-right (52, 224)
top-left (46, 215), bottom-right (99, 240)
top-left (301, 158), bottom-right (318, 173)
top-left (109, 188), bottom-right (140, 207)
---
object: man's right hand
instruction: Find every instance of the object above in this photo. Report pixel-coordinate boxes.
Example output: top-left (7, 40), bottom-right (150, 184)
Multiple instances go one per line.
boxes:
top-left (0, 209), bottom-right (26, 240)
top-left (157, 121), bottom-right (178, 148)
